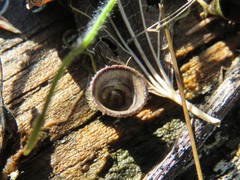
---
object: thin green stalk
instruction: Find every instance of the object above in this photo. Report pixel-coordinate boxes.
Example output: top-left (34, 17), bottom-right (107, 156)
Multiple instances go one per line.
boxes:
top-left (24, 0), bottom-right (117, 156)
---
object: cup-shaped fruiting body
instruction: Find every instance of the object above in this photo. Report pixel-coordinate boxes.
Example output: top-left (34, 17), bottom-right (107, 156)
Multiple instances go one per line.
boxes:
top-left (209, 0), bottom-right (240, 22)
top-left (88, 65), bottom-right (148, 118)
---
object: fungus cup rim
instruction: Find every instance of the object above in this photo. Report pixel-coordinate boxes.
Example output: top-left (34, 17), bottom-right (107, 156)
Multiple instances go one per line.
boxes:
top-left (88, 65), bottom-right (149, 118)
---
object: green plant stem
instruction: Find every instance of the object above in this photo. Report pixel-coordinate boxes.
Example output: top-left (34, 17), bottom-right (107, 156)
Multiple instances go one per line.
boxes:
top-left (24, 0), bottom-right (117, 156)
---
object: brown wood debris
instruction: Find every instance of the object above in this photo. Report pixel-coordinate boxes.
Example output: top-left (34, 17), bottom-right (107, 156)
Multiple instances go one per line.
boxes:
top-left (0, 1), bottom-right (239, 179)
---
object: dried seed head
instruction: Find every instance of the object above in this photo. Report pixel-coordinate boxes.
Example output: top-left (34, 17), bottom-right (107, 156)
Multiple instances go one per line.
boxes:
top-left (87, 65), bottom-right (148, 118)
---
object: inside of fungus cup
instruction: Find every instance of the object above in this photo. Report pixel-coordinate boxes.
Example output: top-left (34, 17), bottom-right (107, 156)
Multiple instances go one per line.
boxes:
top-left (98, 78), bottom-right (134, 111)
top-left (95, 69), bottom-right (134, 111)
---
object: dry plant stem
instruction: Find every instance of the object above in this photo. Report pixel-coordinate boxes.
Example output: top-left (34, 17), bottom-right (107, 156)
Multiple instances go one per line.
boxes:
top-left (116, 0), bottom-right (220, 126)
top-left (161, 4), bottom-right (203, 180)
top-left (23, 0), bottom-right (117, 155)
top-left (147, 0), bottom-right (195, 32)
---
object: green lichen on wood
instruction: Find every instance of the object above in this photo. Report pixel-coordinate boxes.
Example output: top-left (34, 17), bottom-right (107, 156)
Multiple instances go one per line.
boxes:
top-left (153, 119), bottom-right (185, 146)
top-left (103, 149), bottom-right (142, 180)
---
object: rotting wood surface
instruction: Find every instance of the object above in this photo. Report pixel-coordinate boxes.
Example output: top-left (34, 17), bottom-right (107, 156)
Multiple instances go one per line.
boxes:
top-left (0, 1), bottom-right (239, 179)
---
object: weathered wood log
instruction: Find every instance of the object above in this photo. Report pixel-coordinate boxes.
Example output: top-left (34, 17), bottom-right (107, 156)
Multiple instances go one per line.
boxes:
top-left (0, 1), bottom-right (239, 179)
